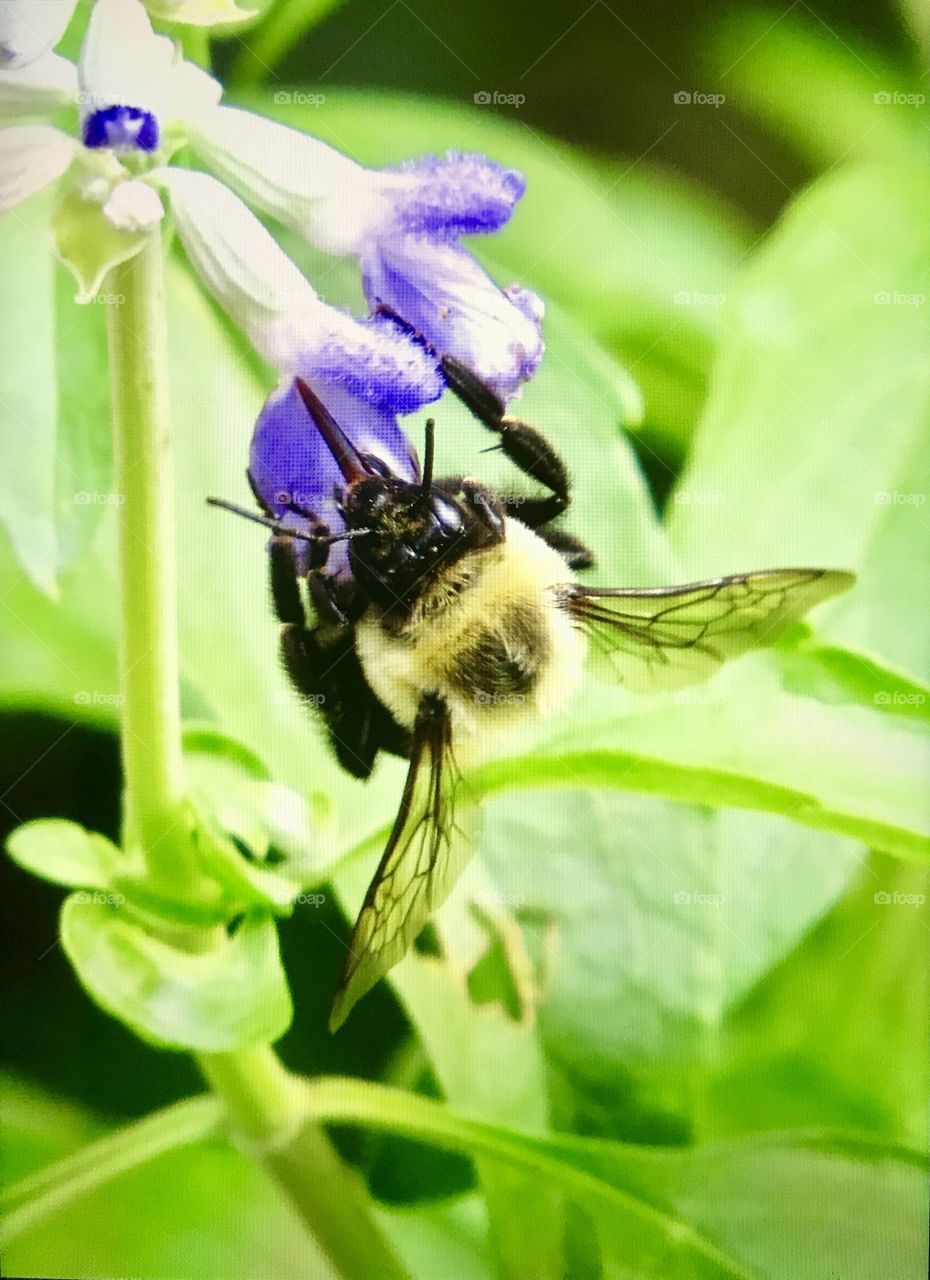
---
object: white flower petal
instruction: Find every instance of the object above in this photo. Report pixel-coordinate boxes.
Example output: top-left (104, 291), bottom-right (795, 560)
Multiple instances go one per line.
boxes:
top-left (158, 167), bottom-right (323, 368)
top-left (0, 48), bottom-right (77, 113)
top-left (0, 124), bottom-right (76, 212)
top-left (102, 178), bottom-right (164, 231)
top-left (79, 0), bottom-right (219, 124)
top-left (0, 0), bottom-right (77, 68)
top-left (191, 106), bottom-right (390, 254)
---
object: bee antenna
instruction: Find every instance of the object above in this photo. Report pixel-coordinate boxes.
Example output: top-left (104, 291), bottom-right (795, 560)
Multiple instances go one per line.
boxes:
top-left (419, 418), bottom-right (436, 498)
top-left (206, 497), bottom-right (370, 545)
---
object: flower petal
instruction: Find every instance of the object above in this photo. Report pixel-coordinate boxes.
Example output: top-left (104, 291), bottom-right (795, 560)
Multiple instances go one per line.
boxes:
top-left (362, 235), bottom-right (544, 401)
top-left (102, 178), bottom-right (164, 232)
top-left (386, 151), bottom-right (525, 237)
top-left (190, 105), bottom-right (387, 254)
top-left (0, 124), bottom-right (76, 213)
top-left (79, 0), bottom-right (219, 128)
top-left (249, 379), bottom-right (418, 550)
top-left (159, 168), bottom-right (443, 411)
top-left (0, 0), bottom-right (77, 69)
top-left (0, 48), bottom-right (77, 113)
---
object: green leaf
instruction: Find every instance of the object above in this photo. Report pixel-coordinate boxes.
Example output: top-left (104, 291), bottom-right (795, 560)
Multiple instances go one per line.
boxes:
top-left (668, 163), bottom-right (930, 680)
top-left (711, 853), bottom-right (929, 1149)
top-left (468, 723), bottom-right (930, 862)
top-left (0, 190), bottom-right (58, 595)
top-left (60, 896), bottom-right (292, 1050)
top-left (6, 819), bottom-right (119, 890)
top-left (299, 1076), bottom-right (928, 1280)
top-left (473, 790), bottom-right (860, 1133)
top-left (52, 188), bottom-right (148, 305)
top-left (772, 634), bottom-right (930, 725)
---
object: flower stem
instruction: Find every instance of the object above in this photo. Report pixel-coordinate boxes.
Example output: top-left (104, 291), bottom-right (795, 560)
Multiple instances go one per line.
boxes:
top-left (198, 1049), bottom-right (411, 1280)
top-left (106, 238), bottom-right (407, 1280)
top-left (107, 239), bottom-right (197, 895)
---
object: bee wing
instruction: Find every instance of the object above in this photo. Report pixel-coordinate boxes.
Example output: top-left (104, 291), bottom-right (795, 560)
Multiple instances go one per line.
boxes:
top-left (556, 569), bottom-right (854, 694)
top-left (330, 694), bottom-right (481, 1030)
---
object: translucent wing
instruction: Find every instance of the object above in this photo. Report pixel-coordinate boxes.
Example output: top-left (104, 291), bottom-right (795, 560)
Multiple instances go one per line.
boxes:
top-left (330, 694), bottom-right (480, 1030)
top-left (556, 569), bottom-right (855, 694)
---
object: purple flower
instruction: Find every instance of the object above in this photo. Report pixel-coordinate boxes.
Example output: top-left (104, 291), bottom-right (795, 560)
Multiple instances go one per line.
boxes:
top-left (191, 113), bottom-right (545, 401)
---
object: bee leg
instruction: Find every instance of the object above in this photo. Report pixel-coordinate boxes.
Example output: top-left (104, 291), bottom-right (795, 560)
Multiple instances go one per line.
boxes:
top-left (440, 354), bottom-right (570, 526)
top-left (536, 528), bottom-right (596, 571)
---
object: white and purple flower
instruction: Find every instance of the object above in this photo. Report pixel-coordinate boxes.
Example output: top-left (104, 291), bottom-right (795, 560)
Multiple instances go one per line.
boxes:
top-left (1, 0), bottom-right (546, 566)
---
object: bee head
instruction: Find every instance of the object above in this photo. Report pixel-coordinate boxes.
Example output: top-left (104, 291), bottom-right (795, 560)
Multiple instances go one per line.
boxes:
top-left (295, 378), bottom-right (504, 611)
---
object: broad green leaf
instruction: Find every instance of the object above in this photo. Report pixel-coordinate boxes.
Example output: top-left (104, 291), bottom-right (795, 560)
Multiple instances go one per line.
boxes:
top-left (300, 1075), bottom-right (929, 1280)
top-left (772, 633), bottom-right (930, 725)
top-left (474, 790), bottom-right (860, 1133)
top-left (0, 191), bottom-right (58, 595)
top-left (668, 163), bottom-right (930, 681)
top-left (60, 896), bottom-right (292, 1050)
top-left (6, 819), bottom-right (118, 890)
top-left (711, 853), bottom-right (929, 1149)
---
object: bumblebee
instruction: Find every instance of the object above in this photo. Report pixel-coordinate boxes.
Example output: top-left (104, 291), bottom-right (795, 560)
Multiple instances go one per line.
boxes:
top-left (212, 359), bottom-right (853, 1027)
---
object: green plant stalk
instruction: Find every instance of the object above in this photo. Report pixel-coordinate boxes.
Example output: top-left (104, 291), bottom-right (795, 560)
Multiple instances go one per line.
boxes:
top-left (107, 241), bottom-right (195, 895)
top-left (106, 236), bottom-right (408, 1280)
top-left (199, 1049), bottom-right (410, 1280)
